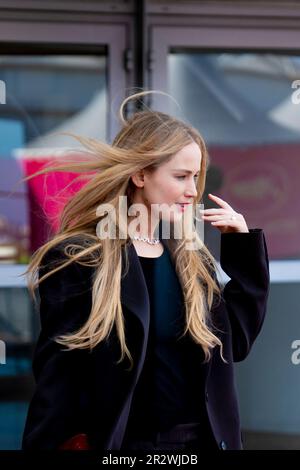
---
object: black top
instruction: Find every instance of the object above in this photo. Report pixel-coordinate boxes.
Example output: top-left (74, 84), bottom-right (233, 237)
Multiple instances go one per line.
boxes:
top-left (125, 246), bottom-right (208, 437)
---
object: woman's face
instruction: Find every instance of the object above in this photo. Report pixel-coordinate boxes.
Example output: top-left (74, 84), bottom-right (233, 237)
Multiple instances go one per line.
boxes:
top-left (131, 141), bottom-right (202, 224)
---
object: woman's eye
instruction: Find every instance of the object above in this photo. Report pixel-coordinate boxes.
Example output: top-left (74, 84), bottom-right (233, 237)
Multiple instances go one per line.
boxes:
top-left (176, 175), bottom-right (199, 180)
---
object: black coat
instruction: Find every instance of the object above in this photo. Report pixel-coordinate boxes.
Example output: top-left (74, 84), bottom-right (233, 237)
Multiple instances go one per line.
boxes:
top-left (22, 229), bottom-right (269, 450)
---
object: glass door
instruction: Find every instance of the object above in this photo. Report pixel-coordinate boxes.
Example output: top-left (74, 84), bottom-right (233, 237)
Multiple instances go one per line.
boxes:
top-left (0, 20), bottom-right (127, 449)
top-left (150, 23), bottom-right (300, 449)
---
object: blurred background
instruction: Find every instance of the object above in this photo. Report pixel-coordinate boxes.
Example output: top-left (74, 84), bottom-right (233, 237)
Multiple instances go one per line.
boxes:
top-left (0, 0), bottom-right (300, 449)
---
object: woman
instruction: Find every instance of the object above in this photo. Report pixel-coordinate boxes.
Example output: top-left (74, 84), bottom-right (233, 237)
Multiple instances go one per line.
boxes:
top-left (22, 90), bottom-right (269, 451)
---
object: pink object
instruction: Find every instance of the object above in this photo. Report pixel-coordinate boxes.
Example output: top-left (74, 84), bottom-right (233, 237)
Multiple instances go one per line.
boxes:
top-left (19, 155), bottom-right (89, 253)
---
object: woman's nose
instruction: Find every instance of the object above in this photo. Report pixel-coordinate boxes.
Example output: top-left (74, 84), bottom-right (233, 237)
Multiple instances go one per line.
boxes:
top-left (185, 180), bottom-right (197, 197)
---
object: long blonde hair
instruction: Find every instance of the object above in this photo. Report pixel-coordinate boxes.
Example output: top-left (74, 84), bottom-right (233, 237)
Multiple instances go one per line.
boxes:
top-left (23, 90), bottom-right (223, 370)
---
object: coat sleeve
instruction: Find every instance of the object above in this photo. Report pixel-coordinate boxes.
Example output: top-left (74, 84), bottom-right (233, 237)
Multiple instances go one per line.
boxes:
top-left (22, 245), bottom-right (95, 449)
top-left (219, 228), bottom-right (270, 362)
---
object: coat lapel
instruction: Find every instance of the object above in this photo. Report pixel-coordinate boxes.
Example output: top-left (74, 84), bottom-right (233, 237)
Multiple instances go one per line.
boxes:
top-left (120, 242), bottom-right (150, 336)
top-left (106, 243), bottom-right (150, 449)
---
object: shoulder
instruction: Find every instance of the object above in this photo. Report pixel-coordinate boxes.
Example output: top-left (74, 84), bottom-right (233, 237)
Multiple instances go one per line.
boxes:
top-left (38, 236), bottom-right (99, 299)
top-left (37, 237), bottom-right (98, 336)
top-left (40, 235), bottom-right (100, 269)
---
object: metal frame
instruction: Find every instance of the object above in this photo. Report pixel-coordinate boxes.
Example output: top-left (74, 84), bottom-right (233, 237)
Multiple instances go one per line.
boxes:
top-left (134, 0), bottom-right (148, 94)
top-left (147, 1), bottom-right (300, 19)
top-left (0, 0), bottom-right (135, 14)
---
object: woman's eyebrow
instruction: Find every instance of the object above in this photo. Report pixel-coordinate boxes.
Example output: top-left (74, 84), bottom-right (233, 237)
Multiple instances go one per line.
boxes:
top-left (172, 169), bottom-right (200, 174)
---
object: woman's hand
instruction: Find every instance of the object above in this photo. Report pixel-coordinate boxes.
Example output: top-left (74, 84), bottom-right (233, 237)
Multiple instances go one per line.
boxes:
top-left (200, 193), bottom-right (249, 234)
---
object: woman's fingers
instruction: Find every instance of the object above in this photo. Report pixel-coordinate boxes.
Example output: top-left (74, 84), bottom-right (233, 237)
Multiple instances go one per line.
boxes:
top-left (200, 207), bottom-right (238, 222)
top-left (200, 208), bottom-right (227, 215)
top-left (200, 194), bottom-right (249, 233)
top-left (208, 193), bottom-right (232, 210)
top-left (202, 214), bottom-right (236, 222)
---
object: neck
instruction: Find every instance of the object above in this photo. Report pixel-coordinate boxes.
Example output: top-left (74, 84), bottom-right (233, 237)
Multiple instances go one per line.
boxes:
top-left (128, 200), bottom-right (159, 239)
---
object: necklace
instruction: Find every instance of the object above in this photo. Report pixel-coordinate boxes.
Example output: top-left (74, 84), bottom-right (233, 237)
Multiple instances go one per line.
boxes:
top-left (132, 235), bottom-right (160, 245)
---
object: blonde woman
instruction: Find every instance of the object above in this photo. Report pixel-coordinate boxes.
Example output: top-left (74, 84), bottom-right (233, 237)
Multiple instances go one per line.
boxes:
top-left (22, 91), bottom-right (269, 451)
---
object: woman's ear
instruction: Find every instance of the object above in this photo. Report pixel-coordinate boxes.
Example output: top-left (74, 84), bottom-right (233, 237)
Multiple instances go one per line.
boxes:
top-left (131, 170), bottom-right (145, 188)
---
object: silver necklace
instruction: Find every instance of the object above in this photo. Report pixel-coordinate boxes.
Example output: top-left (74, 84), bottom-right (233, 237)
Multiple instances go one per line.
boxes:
top-left (132, 235), bottom-right (160, 245)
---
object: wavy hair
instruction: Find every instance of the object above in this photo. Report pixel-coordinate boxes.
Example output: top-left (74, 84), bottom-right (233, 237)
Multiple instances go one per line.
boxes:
top-left (23, 90), bottom-right (223, 370)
